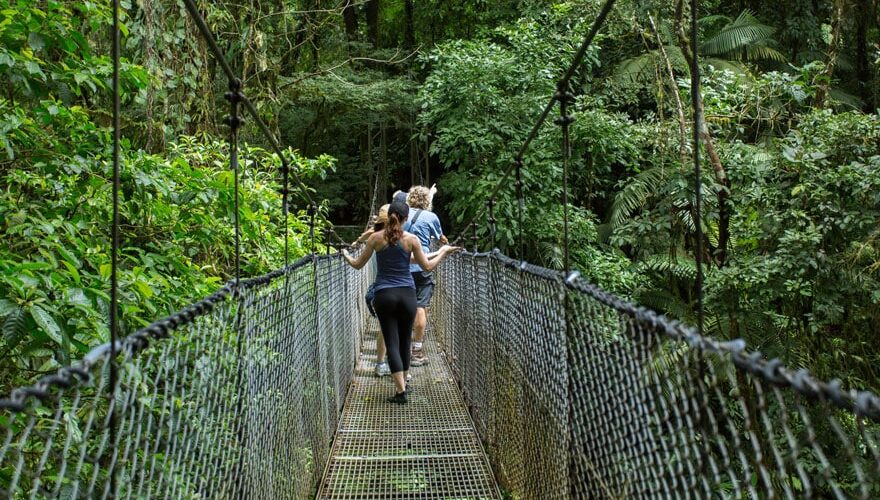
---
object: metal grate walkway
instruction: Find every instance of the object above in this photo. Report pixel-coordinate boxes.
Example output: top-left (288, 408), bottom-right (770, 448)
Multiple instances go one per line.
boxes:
top-left (317, 325), bottom-right (501, 499)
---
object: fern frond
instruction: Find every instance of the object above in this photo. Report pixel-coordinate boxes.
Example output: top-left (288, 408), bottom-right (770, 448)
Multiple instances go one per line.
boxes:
top-left (607, 167), bottom-right (669, 231)
top-left (615, 53), bottom-right (658, 83)
top-left (829, 88), bottom-right (865, 109)
top-left (615, 46), bottom-right (688, 84)
top-left (637, 254), bottom-right (698, 282)
top-left (636, 288), bottom-right (691, 321)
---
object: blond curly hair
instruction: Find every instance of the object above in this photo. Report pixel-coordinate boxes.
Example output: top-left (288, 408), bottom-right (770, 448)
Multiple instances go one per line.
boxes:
top-left (407, 185), bottom-right (432, 210)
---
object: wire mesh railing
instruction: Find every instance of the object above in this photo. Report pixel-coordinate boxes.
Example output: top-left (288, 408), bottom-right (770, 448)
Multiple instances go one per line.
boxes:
top-left (0, 254), bottom-right (368, 499)
top-left (432, 250), bottom-right (880, 499)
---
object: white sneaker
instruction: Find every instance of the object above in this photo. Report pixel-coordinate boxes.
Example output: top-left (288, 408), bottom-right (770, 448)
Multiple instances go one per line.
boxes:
top-left (374, 362), bottom-right (391, 377)
top-left (406, 372), bottom-right (412, 382)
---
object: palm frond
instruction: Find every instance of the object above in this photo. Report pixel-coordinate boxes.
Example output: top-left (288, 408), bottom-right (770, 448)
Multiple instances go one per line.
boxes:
top-left (703, 58), bottom-right (752, 74)
top-left (743, 44), bottom-right (786, 62)
top-left (700, 10), bottom-right (780, 62)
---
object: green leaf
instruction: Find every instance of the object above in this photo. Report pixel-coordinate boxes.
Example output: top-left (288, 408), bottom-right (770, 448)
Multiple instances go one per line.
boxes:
top-left (134, 280), bottom-right (153, 298)
top-left (2, 308), bottom-right (27, 349)
top-left (61, 260), bottom-right (81, 285)
top-left (31, 305), bottom-right (63, 345)
top-left (0, 299), bottom-right (16, 317)
top-left (27, 32), bottom-right (45, 51)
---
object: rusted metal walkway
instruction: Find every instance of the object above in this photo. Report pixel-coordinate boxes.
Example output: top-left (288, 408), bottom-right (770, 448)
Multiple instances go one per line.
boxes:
top-left (317, 325), bottom-right (500, 499)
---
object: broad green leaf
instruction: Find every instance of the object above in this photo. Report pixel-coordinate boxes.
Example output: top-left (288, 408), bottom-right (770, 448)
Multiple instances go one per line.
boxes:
top-left (31, 305), bottom-right (63, 345)
top-left (134, 280), bottom-right (153, 298)
top-left (0, 299), bottom-right (16, 317)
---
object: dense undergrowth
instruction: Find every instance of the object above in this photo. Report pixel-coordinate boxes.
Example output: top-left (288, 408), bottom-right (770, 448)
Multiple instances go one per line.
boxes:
top-left (0, 1), bottom-right (334, 392)
top-left (1, 0), bottom-right (879, 422)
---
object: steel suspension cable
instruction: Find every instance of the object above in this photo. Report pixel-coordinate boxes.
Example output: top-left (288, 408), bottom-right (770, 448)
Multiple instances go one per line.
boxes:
top-left (108, 0), bottom-right (121, 495)
top-left (451, 0), bottom-right (617, 248)
top-left (689, 0), bottom-right (705, 334)
top-left (180, 0), bottom-right (348, 250)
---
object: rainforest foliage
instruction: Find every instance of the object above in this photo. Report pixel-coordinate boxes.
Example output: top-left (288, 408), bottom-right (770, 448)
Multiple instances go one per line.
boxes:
top-left (1, 0), bottom-right (879, 404)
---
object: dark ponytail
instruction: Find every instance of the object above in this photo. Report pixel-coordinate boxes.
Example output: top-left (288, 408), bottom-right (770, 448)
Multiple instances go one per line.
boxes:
top-left (385, 201), bottom-right (409, 246)
top-left (385, 213), bottom-right (403, 246)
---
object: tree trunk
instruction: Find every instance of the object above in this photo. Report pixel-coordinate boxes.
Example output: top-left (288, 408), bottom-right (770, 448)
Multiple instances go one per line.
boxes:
top-left (675, 0), bottom-right (731, 267)
top-left (310, 0), bottom-right (321, 70)
top-left (855, 0), bottom-right (871, 108)
top-left (814, 0), bottom-right (845, 108)
top-left (342, 0), bottom-right (359, 41)
top-left (647, 12), bottom-right (688, 165)
top-left (404, 0), bottom-right (415, 48)
top-left (366, 0), bottom-right (380, 48)
top-left (143, 0), bottom-right (159, 151)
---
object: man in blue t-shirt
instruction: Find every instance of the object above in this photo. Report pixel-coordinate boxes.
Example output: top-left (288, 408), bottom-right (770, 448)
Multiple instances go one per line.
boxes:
top-left (403, 185), bottom-right (445, 366)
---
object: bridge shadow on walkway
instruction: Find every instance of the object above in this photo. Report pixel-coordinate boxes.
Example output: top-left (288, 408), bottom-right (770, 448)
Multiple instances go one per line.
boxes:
top-left (317, 322), bottom-right (500, 499)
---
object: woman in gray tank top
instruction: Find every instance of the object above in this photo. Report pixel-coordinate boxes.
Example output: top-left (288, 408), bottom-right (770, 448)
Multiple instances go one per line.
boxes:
top-left (344, 201), bottom-right (459, 404)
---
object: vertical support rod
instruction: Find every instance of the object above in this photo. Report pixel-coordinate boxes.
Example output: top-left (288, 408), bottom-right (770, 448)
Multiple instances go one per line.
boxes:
top-left (471, 223), bottom-right (479, 253)
top-left (690, 0), bottom-right (710, 485)
top-left (555, 82), bottom-right (575, 274)
top-left (515, 159), bottom-right (524, 259)
top-left (309, 204), bottom-right (317, 254)
top-left (282, 159), bottom-right (290, 268)
top-left (486, 199), bottom-right (497, 250)
top-left (109, 0), bottom-right (120, 495)
top-left (689, 0), bottom-right (704, 335)
top-left (226, 80), bottom-right (243, 285)
top-left (225, 76), bottom-right (244, 495)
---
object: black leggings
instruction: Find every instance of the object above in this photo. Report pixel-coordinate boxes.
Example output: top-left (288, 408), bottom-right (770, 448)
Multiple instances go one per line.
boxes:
top-left (373, 287), bottom-right (417, 374)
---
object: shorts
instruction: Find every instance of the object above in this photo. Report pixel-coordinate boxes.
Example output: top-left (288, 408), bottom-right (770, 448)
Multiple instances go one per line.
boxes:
top-left (411, 271), bottom-right (434, 308)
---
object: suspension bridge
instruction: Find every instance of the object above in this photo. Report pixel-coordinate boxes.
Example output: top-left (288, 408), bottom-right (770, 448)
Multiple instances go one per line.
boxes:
top-left (2, 0), bottom-right (880, 498)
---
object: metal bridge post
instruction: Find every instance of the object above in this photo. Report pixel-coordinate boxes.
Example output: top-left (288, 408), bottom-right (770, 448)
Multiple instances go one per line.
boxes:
top-left (280, 160), bottom-right (290, 268)
top-left (471, 222), bottom-right (479, 253)
top-left (486, 199), bottom-right (497, 251)
top-left (308, 203), bottom-right (317, 254)
top-left (224, 75), bottom-right (248, 496)
top-left (514, 158), bottom-right (524, 258)
top-left (554, 81), bottom-right (575, 275)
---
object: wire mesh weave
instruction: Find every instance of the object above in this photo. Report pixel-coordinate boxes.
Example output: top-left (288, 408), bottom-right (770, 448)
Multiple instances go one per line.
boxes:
top-left (0, 254), bottom-right (368, 499)
top-left (432, 251), bottom-right (880, 499)
top-left (3, 249), bottom-right (880, 498)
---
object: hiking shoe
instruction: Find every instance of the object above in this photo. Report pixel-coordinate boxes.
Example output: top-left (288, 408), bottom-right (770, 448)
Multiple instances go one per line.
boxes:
top-left (411, 348), bottom-right (428, 367)
top-left (388, 391), bottom-right (407, 405)
top-left (374, 362), bottom-right (391, 377)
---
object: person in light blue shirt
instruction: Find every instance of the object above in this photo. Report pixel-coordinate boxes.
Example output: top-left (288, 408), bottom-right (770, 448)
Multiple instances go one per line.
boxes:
top-left (344, 201), bottom-right (459, 404)
top-left (403, 185), bottom-right (446, 366)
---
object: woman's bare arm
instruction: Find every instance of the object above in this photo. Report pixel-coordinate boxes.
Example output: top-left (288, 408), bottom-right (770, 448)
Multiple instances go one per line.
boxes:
top-left (409, 235), bottom-right (458, 271)
top-left (343, 234), bottom-right (377, 269)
